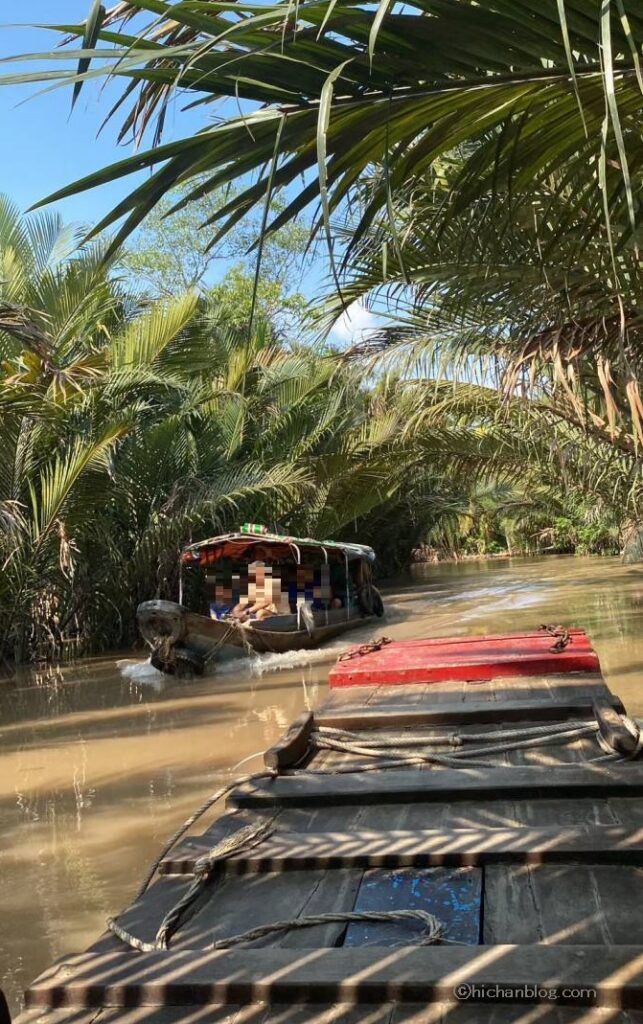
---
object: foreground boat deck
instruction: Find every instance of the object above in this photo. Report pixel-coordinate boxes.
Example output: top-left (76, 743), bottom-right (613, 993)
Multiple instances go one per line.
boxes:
top-left (16, 664), bottom-right (643, 1024)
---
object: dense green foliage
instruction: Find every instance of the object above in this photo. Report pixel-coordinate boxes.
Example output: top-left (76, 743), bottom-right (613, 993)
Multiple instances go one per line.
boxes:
top-left (0, 192), bottom-right (637, 663)
top-left (4, 3), bottom-right (640, 436)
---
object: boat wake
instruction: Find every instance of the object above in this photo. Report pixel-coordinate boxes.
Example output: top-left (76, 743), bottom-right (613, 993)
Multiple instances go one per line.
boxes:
top-left (215, 643), bottom-right (345, 677)
top-left (117, 658), bottom-right (166, 689)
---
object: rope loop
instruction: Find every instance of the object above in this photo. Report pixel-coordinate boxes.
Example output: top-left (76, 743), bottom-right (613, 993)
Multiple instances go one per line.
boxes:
top-left (131, 768), bottom-right (277, 902)
top-left (595, 713), bottom-right (643, 760)
top-left (210, 908), bottom-right (445, 949)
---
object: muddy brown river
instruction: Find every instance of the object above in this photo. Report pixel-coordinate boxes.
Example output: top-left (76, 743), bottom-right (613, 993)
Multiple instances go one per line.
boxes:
top-left (2, 555), bottom-right (643, 1013)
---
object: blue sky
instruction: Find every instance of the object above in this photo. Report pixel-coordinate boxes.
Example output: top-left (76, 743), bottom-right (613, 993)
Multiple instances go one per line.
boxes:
top-left (0, 2), bottom-right (377, 341)
top-left (0, 1), bottom-right (203, 225)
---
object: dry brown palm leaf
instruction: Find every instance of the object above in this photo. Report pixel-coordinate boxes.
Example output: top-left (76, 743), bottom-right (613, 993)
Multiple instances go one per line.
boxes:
top-left (625, 378), bottom-right (643, 447)
top-left (103, 2), bottom-right (140, 29)
top-left (0, 304), bottom-right (53, 361)
top-left (515, 311), bottom-right (639, 365)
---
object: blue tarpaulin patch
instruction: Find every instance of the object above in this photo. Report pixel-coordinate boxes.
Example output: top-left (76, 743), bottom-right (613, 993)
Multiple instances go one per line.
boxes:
top-left (344, 867), bottom-right (481, 946)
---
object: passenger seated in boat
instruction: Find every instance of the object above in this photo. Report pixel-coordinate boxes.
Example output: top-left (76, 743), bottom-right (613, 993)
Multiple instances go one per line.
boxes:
top-left (209, 571), bottom-right (234, 619)
top-left (231, 562), bottom-right (282, 622)
top-left (284, 565), bottom-right (312, 614)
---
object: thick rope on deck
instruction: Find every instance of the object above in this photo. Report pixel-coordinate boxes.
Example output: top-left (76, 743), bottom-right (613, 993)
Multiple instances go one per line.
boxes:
top-left (594, 713), bottom-right (643, 760)
top-left (109, 814), bottom-right (277, 953)
top-left (108, 770), bottom-right (278, 950)
top-left (210, 908), bottom-right (444, 948)
top-left (155, 818), bottom-right (276, 950)
top-left (108, 916), bottom-right (160, 954)
top-left (132, 768), bottom-right (277, 901)
top-left (626, 717), bottom-right (643, 758)
top-left (109, 907), bottom-right (445, 953)
top-left (318, 720), bottom-right (597, 747)
top-left (308, 721), bottom-right (601, 770)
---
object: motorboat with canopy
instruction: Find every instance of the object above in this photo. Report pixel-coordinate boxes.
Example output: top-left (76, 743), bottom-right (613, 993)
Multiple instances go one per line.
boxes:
top-left (137, 526), bottom-right (384, 675)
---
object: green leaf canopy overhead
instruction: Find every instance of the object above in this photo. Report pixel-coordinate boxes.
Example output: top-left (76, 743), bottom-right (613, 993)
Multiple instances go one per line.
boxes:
top-left (4, 0), bottom-right (642, 264)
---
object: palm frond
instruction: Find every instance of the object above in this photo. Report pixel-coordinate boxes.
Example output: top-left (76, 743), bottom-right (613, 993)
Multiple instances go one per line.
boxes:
top-left (109, 291), bottom-right (198, 369)
top-left (2, 1), bottom-right (641, 263)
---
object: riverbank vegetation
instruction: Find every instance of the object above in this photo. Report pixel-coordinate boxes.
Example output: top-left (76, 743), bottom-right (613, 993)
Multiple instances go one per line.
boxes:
top-left (1, 1), bottom-right (642, 661)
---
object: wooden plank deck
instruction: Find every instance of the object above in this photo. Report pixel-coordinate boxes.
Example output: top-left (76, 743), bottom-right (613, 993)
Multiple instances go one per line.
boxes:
top-left (317, 673), bottom-right (622, 728)
top-left (24, 945), bottom-right (643, 1009)
top-left (228, 764), bottom-right (643, 808)
top-left (317, 695), bottom-right (624, 728)
top-left (158, 825), bottom-right (643, 872)
top-left (16, 652), bottom-right (643, 1024)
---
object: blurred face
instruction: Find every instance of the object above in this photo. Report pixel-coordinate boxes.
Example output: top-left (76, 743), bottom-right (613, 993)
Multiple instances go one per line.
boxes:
top-left (248, 562), bottom-right (266, 602)
top-left (240, 562), bottom-right (283, 608)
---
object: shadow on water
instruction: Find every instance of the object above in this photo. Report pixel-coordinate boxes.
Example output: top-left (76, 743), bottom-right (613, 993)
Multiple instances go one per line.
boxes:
top-left (3, 554), bottom-right (643, 1016)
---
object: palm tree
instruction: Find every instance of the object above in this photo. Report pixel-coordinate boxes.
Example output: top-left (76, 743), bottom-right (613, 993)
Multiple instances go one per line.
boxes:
top-left (3, 1), bottom-right (641, 269)
top-left (0, 201), bottom-right (306, 660)
top-left (405, 376), bottom-right (643, 538)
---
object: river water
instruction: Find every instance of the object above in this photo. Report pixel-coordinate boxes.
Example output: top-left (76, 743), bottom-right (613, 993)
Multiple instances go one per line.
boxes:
top-left (2, 554), bottom-right (643, 1013)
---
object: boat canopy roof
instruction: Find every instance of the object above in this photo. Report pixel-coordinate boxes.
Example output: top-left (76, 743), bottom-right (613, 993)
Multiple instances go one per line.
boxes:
top-left (182, 530), bottom-right (376, 564)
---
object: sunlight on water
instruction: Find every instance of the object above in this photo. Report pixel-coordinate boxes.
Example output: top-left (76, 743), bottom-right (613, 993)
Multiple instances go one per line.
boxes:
top-left (2, 554), bottom-right (643, 1013)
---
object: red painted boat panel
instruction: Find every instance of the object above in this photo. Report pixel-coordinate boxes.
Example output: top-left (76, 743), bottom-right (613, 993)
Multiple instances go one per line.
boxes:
top-left (329, 629), bottom-right (600, 688)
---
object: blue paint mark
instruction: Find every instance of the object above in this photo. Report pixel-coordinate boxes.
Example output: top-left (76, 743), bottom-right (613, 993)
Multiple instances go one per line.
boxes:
top-left (344, 867), bottom-right (482, 947)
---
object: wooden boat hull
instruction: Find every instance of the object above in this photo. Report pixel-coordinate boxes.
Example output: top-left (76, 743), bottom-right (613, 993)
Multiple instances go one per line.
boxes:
top-left (137, 599), bottom-right (376, 674)
top-left (20, 627), bottom-right (643, 1024)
